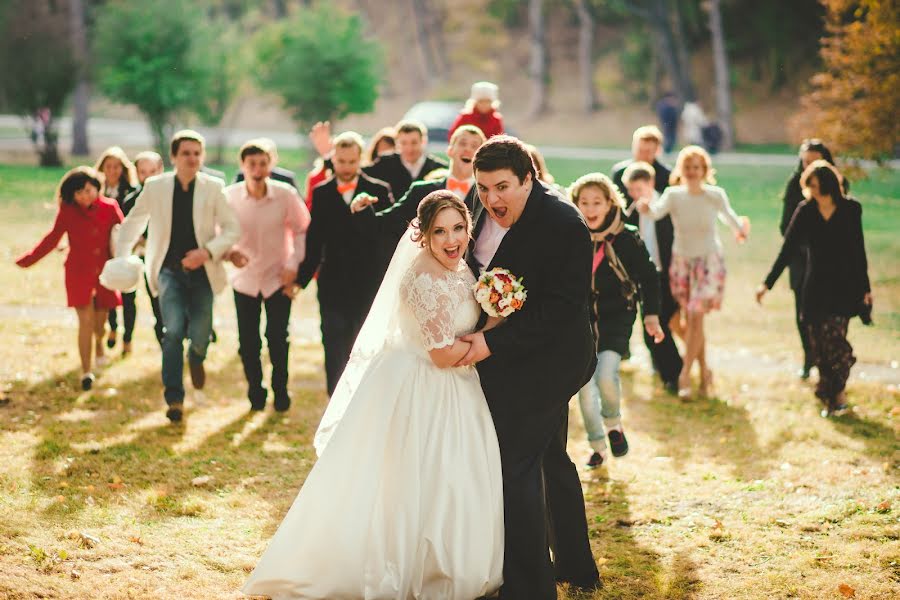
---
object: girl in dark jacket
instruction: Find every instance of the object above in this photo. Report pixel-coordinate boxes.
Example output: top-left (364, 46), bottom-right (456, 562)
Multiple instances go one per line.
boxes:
top-left (778, 139), bottom-right (848, 378)
top-left (570, 173), bottom-right (665, 468)
top-left (758, 160), bottom-right (871, 416)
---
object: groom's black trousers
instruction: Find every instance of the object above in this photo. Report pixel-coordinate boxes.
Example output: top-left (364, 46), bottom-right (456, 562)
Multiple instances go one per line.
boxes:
top-left (493, 404), bottom-right (599, 599)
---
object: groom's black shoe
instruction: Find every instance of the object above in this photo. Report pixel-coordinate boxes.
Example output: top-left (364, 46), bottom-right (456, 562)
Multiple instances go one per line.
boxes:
top-left (608, 429), bottom-right (629, 457)
top-left (274, 391), bottom-right (291, 413)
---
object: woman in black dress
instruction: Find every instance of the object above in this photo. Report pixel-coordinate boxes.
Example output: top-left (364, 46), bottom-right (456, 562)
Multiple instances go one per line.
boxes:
top-left (779, 139), bottom-right (847, 379)
top-left (758, 160), bottom-right (872, 416)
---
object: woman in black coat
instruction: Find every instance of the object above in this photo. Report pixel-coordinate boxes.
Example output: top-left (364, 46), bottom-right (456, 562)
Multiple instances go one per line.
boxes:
top-left (759, 160), bottom-right (871, 416)
top-left (779, 139), bottom-right (847, 378)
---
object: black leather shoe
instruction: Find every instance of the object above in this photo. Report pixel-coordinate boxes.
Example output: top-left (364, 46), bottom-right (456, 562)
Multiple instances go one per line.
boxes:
top-left (81, 373), bottom-right (95, 391)
top-left (166, 404), bottom-right (184, 423)
top-left (586, 452), bottom-right (605, 468)
top-left (274, 392), bottom-right (291, 413)
top-left (608, 429), bottom-right (629, 457)
top-left (189, 360), bottom-right (205, 390)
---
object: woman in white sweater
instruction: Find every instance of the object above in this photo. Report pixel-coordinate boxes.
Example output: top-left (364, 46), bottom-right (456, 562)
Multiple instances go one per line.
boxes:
top-left (636, 145), bottom-right (750, 399)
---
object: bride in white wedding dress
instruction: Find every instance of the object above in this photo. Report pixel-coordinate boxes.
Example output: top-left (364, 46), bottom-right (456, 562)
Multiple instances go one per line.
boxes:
top-left (243, 191), bottom-right (504, 599)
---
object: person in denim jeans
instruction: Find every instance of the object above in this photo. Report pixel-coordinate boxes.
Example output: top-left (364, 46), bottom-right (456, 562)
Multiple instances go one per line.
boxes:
top-left (115, 130), bottom-right (240, 422)
top-left (570, 173), bottom-right (664, 468)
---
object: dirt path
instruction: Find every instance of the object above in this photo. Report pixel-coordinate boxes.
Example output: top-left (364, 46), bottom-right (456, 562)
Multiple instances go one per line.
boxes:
top-left (4, 301), bottom-right (898, 386)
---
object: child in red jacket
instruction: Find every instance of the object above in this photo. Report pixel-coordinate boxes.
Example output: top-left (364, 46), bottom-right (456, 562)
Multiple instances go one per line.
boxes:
top-left (16, 167), bottom-right (123, 390)
top-left (448, 81), bottom-right (504, 141)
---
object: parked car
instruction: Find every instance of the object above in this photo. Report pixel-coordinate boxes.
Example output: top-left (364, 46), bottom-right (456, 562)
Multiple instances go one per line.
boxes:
top-left (402, 101), bottom-right (462, 142)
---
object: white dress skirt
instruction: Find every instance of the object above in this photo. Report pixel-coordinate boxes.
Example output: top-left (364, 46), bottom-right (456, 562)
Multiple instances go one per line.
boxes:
top-left (243, 261), bottom-right (504, 599)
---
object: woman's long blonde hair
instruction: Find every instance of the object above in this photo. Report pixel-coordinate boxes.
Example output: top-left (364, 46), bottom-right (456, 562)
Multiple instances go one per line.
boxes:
top-left (670, 145), bottom-right (717, 185)
top-left (94, 146), bottom-right (138, 189)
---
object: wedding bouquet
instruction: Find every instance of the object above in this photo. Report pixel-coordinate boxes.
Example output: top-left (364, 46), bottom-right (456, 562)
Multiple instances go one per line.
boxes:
top-left (473, 268), bottom-right (527, 318)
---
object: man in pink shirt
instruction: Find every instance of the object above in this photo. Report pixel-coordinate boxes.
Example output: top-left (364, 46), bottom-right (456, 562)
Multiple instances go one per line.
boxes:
top-left (225, 140), bottom-right (311, 412)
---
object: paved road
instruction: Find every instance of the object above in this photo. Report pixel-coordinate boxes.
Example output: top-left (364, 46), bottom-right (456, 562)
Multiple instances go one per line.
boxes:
top-left (5, 115), bottom-right (895, 169)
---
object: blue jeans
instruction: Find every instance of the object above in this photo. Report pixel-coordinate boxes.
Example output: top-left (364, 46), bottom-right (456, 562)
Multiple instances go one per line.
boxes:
top-left (577, 350), bottom-right (623, 453)
top-left (158, 267), bottom-right (213, 405)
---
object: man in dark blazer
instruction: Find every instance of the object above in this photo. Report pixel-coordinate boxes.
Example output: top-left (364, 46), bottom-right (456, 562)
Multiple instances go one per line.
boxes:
top-left (611, 125), bottom-right (683, 393)
top-left (458, 136), bottom-right (601, 599)
top-left (233, 138), bottom-right (298, 189)
top-left (294, 131), bottom-right (392, 396)
top-left (349, 124), bottom-right (486, 242)
top-left (361, 120), bottom-right (447, 199)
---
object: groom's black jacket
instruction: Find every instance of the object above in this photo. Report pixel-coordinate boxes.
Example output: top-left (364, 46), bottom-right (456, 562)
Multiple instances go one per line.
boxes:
top-left (468, 181), bottom-right (596, 415)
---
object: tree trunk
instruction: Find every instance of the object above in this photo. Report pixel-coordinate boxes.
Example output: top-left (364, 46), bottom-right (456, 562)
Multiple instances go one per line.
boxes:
top-left (40, 116), bottom-right (62, 167)
top-left (648, 0), bottom-right (695, 103)
top-left (574, 0), bottom-right (599, 113)
top-left (707, 0), bottom-right (734, 150)
top-left (149, 117), bottom-right (169, 166)
top-left (528, 0), bottom-right (548, 117)
top-left (409, 0), bottom-right (438, 89)
top-left (69, 0), bottom-right (90, 156)
top-left (672, 0), bottom-right (695, 98)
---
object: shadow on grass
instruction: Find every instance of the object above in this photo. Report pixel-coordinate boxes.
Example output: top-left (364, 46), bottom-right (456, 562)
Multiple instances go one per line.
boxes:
top-left (621, 371), bottom-right (787, 482)
top-left (579, 479), bottom-right (700, 600)
top-left (829, 411), bottom-right (900, 466)
top-left (11, 351), bottom-right (324, 522)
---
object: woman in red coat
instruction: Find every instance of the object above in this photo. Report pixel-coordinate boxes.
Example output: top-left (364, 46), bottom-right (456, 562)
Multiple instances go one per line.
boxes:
top-left (16, 167), bottom-right (123, 390)
top-left (448, 81), bottom-right (505, 141)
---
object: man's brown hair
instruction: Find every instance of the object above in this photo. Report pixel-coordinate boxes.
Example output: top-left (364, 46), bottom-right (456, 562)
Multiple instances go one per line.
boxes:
top-left (622, 161), bottom-right (656, 184)
top-left (394, 120), bottom-right (428, 138)
top-left (170, 129), bottom-right (206, 156)
top-left (472, 135), bottom-right (536, 184)
top-left (239, 139), bottom-right (272, 162)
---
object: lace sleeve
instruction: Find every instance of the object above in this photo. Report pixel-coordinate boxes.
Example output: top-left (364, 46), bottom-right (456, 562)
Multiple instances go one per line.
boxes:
top-left (402, 270), bottom-right (457, 351)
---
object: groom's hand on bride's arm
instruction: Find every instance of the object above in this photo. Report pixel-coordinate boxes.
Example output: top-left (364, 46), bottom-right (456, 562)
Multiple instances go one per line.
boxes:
top-left (456, 332), bottom-right (491, 366)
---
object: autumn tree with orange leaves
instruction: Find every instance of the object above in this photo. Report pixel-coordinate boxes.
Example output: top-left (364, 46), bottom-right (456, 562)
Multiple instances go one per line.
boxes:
top-left (792, 0), bottom-right (899, 162)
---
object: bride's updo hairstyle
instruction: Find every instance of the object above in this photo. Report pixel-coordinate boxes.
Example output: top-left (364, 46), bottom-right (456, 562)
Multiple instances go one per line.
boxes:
top-left (411, 190), bottom-right (473, 248)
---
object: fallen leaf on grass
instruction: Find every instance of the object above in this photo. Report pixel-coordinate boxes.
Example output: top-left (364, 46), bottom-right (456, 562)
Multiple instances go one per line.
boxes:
top-left (107, 482), bottom-right (125, 491)
top-left (709, 520), bottom-right (730, 541)
top-left (838, 583), bottom-right (855, 597)
top-left (773, 518), bottom-right (791, 528)
top-left (876, 500), bottom-right (891, 513)
top-left (68, 531), bottom-right (100, 549)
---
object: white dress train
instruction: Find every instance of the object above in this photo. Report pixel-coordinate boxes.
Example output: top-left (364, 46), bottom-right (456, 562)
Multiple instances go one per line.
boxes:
top-left (243, 247), bottom-right (504, 599)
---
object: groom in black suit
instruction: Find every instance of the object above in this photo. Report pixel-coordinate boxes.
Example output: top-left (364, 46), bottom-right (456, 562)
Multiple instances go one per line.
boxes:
top-left (459, 136), bottom-right (601, 598)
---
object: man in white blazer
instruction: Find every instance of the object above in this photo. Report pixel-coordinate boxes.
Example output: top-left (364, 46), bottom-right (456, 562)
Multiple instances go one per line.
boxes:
top-left (116, 130), bottom-right (240, 422)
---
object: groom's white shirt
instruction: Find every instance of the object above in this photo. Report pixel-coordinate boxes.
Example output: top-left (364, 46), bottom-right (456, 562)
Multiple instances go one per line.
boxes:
top-left (474, 216), bottom-right (509, 269)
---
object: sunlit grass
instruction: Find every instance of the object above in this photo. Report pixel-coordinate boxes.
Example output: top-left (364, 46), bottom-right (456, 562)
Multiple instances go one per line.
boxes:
top-left (0, 160), bottom-right (897, 598)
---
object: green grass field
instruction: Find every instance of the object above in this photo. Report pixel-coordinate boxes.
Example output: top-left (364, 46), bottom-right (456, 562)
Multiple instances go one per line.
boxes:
top-left (0, 157), bottom-right (897, 599)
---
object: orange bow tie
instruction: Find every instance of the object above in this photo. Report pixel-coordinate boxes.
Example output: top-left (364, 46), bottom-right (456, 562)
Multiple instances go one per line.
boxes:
top-left (447, 178), bottom-right (470, 195)
top-left (337, 182), bottom-right (357, 195)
